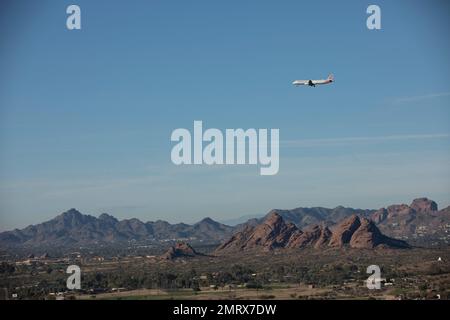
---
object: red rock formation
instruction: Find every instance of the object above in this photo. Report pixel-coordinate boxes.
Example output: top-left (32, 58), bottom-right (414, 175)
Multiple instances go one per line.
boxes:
top-left (386, 204), bottom-right (415, 218)
top-left (349, 218), bottom-right (384, 248)
top-left (216, 213), bottom-right (408, 253)
top-left (328, 215), bottom-right (361, 247)
top-left (314, 225), bottom-right (333, 248)
top-left (216, 212), bottom-right (299, 252)
top-left (372, 208), bottom-right (388, 224)
top-left (162, 242), bottom-right (200, 260)
top-left (370, 198), bottom-right (447, 241)
top-left (287, 225), bottom-right (331, 249)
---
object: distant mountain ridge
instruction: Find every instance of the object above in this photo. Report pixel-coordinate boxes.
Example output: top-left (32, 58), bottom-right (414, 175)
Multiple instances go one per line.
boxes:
top-left (371, 198), bottom-right (450, 241)
top-left (0, 209), bottom-right (234, 247)
top-left (1, 197), bottom-right (448, 248)
top-left (261, 206), bottom-right (375, 228)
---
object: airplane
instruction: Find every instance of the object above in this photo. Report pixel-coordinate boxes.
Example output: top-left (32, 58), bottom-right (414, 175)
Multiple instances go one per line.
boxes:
top-left (292, 74), bottom-right (334, 87)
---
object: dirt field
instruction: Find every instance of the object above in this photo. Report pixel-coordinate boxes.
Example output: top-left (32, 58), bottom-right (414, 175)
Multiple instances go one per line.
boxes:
top-left (76, 283), bottom-right (397, 300)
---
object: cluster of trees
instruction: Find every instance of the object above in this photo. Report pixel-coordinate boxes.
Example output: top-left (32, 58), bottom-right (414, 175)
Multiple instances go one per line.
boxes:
top-left (0, 260), bottom-right (368, 299)
top-left (81, 268), bottom-right (201, 291)
top-left (3, 253), bottom-right (449, 300)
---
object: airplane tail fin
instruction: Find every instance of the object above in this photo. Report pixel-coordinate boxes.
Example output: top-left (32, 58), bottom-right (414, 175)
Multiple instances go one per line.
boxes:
top-left (327, 74), bottom-right (334, 81)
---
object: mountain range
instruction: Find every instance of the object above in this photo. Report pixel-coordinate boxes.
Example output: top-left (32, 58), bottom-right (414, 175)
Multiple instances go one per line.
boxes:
top-left (0, 209), bottom-right (234, 247)
top-left (0, 197), bottom-right (448, 248)
top-left (371, 198), bottom-right (449, 241)
top-left (215, 212), bottom-right (409, 253)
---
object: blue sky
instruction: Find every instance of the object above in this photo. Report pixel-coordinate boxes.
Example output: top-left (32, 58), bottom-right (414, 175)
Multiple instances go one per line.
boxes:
top-left (1, 0), bottom-right (449, 230)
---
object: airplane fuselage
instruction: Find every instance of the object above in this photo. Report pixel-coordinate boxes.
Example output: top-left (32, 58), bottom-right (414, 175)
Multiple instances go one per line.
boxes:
top-left (292, 79), bottom-right (333, 86)
top-left (292, 75), bottom-right (334, 87)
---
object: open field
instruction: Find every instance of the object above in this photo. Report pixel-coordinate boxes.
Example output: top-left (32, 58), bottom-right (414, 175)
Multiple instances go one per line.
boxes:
top-left (76, 284), bottom-right (335, 300)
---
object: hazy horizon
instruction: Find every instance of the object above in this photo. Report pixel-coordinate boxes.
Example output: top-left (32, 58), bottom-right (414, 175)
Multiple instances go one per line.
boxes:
top-left (1, 195), bottom-right (449, 232)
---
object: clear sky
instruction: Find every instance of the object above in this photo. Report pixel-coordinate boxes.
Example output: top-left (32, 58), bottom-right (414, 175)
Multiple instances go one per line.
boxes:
top-left (1, 0), bottom-right (449, 230)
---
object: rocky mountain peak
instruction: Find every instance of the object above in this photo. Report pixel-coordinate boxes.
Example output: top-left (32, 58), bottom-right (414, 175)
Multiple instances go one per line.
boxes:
top-left (410, 198), bottom-right (438, 213)
top-left (162, 242), bottom-right (200, 260)
top-left (60, 208), bottom-right (83, 218)
top-left (372, 208), bottom-right (388, 224)
top-left (386, 204), bottom-right (414, 216)
top-left (196, 217), bottom-right (220, 226)
top-left (264, 211), bottom-right (284, 226)
top-left (348, 218), bottom-right (383, 248)
top-left (98, 213), bottom-right (119, 224)
top-left (215, 212), bottom-right (299, 252)
top-left (55, 208), bottom-right (89, 227)
top-left (328, 215), bottom-right (361, 247)
top-left (286, 224), bottom-right (332, 249)
top-left (216, 213), bottom-right (408, 253)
